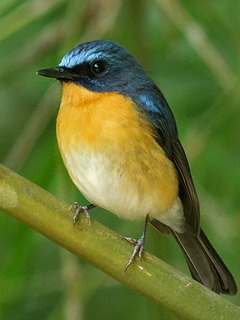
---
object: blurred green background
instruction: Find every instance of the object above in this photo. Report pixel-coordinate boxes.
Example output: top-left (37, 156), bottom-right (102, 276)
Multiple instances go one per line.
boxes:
top-left (0, 0), bottom-right (239, 319)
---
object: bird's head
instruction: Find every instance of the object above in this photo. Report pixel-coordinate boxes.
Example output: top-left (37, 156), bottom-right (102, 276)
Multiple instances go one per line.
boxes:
top-left (37, 40), bottom-right (148, 94)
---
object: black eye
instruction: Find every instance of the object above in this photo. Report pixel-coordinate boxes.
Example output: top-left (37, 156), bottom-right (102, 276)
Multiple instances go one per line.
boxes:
top-left (91, 60), bottom-right (107, 75)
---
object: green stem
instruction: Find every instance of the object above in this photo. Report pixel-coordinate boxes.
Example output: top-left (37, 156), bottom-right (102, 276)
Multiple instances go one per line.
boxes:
top-left (0, 0), bottom-right (64, 43)
top-left (0, 164), bottom-right (239, 320)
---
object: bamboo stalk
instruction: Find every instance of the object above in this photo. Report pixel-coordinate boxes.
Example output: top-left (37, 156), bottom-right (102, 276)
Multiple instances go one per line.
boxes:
top-left (0, 164), bottom-right (239, 320)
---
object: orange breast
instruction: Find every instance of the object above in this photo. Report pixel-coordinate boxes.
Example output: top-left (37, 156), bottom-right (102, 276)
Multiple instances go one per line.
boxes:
top-left (56, 82), bottom-right (179, 217)
top-left (57, 82), bottom-right (154, 152)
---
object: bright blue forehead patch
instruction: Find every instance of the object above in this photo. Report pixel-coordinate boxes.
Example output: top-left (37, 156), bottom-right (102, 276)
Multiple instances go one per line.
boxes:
top-left (58, 40), bottom-right (128, 68)
top-left (59, 48), bottom-right (103, 68)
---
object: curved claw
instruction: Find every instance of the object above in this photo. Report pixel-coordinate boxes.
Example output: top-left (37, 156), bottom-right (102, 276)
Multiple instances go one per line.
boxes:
top-left (124, 235), bottom-right (145, 271)
top-left (124, 214), bottom-right (149, 271)
top-left (124, 237), bottom-right (138, 244)
top-left (69, 202), bottom-right (95, 226)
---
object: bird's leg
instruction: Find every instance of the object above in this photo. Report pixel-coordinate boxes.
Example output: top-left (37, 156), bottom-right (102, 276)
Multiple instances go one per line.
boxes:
top-left (69, 202), bottom-right (96, 226)
top-left (124, 214), bottom-right (150, 271)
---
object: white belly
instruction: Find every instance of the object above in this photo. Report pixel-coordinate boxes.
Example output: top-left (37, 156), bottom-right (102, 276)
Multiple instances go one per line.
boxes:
top-left (62, 148), bottom-right (149, 219)
top-left (61, 147), bottom-right (184, 232)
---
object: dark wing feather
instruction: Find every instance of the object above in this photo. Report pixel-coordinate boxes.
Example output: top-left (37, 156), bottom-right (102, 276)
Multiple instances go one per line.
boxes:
top-left (171, 139), bottom-right (200, 234)
top-left (136, 86), bottom-right (200, 234)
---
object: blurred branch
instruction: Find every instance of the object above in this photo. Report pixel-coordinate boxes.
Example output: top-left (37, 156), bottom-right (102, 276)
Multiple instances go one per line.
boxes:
top-left (80, 0), bottom-right (122, 42)
top-left (155, 0), bottom-right (236, 91)
top-left (0, 0), bottom-right (19, 16)
top-left (60, 251), bottom-right (84, 320)
top-left (184, 83), bottom-right (240, 161)
top-left (17, 21), bottom-right (66, 66)
top-left (1, 164), bottom-right (240, 320)
top-left (0, 0), bottom-right (65, 43)
top-left (3, 85), bottom-right (59, 171)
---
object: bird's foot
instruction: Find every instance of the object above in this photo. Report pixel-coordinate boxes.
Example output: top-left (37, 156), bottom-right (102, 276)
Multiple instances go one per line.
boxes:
top-left (124, 235), bottom-right (145, 271)
top-left (69, 202), bottom-right (95, 226)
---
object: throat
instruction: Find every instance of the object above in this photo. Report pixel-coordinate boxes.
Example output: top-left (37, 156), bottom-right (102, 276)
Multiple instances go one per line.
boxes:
top-left (60, 82), bottom-right (105, 106)
top-left (56, 82), bottom-right (152, 153)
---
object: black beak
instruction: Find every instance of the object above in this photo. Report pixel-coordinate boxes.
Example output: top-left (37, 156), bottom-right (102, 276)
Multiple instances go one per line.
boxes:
top-left (37, 67), bottom-right (74, 80)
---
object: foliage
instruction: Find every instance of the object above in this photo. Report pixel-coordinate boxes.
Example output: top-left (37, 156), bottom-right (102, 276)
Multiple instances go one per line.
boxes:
top-left (0, 0), bottom-right (239, 319)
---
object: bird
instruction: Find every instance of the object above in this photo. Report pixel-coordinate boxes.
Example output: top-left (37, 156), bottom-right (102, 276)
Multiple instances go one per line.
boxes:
top-left (37, 40), bottom-right (237, 295)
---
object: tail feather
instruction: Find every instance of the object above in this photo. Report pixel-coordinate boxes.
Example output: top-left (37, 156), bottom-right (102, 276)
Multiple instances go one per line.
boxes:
top-left (151, 220), bottom-right (237, 295)
top-left (171, 228), bottom-right (237, 295)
